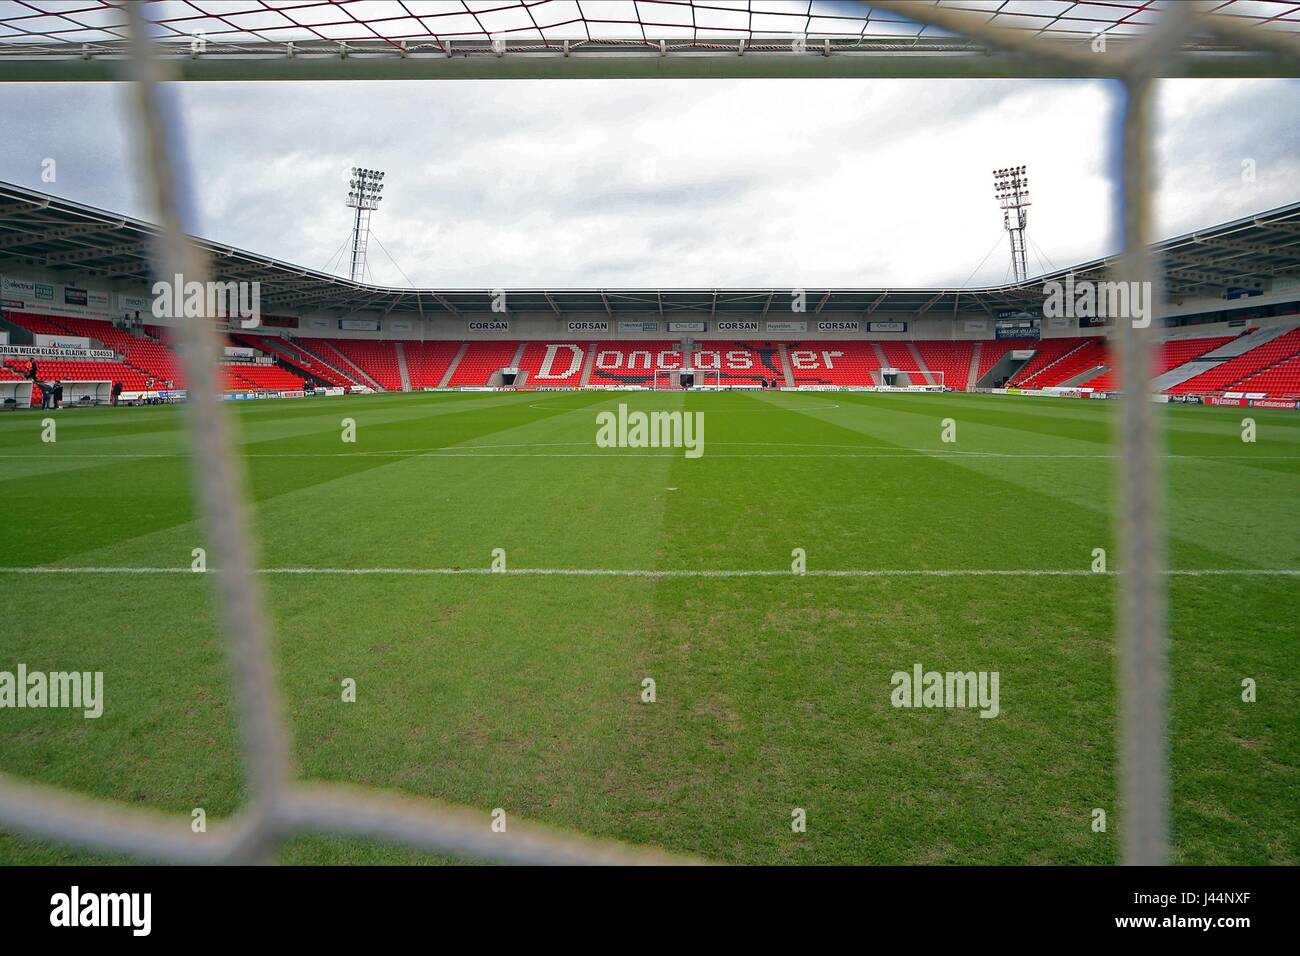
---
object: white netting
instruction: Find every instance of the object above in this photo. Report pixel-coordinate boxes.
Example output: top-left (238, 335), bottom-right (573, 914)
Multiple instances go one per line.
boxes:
top-left (0, 1), bottom-right (1295, 63)
top-left (0, 0), bottom-right (1296, 867)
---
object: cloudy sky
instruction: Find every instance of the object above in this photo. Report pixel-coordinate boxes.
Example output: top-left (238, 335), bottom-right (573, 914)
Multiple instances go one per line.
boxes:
top-left (0, 76), bottom-right (1296, 288)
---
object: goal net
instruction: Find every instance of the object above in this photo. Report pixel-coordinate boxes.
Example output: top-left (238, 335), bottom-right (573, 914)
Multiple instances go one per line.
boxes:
top-left (652, 368), bottom-right (719, 391)
top-left (0, 0), bottom-right (1294, 870)
top-left (879, 369), bottom-right (945, 391)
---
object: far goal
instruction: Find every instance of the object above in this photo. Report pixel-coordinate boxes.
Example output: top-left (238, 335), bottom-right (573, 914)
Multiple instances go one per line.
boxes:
top-left (652, 368), bottom-right (720, 390)
top-left (879, 369), bottom-right (945, 391)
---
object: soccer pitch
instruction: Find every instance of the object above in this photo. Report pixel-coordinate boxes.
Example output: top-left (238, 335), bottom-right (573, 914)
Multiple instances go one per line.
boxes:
top-left (1, 390), bottom-right (1296, 865)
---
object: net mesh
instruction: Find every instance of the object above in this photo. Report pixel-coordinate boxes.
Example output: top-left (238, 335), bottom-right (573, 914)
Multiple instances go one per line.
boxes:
top-left (0, 0), bottom-right (1296, 57)
top-left (0, 0), bottom-right (1296, 867)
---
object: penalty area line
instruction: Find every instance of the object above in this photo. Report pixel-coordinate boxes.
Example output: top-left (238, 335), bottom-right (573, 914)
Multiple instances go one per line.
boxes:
top-left (0, 567), bottom-right (1297, 578)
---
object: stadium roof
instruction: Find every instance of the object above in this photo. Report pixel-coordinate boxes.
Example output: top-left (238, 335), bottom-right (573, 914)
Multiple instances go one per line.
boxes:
top-left (1, 180), bottom-right (1298, 319)
top-left (0, 1), bottom-right (1297, 81)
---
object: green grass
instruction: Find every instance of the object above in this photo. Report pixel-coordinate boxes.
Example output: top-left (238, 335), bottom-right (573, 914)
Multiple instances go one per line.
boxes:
top-left (0, 389), bottom-right (1296, 865)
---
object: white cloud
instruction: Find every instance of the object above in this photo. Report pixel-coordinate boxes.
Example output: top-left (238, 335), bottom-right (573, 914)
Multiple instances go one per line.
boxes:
top-left (0, 76), bottom-right (1294, 288)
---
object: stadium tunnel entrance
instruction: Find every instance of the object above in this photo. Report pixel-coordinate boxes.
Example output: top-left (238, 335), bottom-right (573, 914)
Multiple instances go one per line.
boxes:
top-left (976, 348), bottom-right (1036, 389)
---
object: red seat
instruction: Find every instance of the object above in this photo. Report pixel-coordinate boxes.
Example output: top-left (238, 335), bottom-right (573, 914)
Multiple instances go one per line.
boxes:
top-left (912, 341), bottom-right (976, 390)
top-left (231, 333), bottom-right (351, 389)
top-left (221, 363), bottom-right (305, 391)
top-left (405, 341), bottom-right (462, 388)
top-left (788, 342), bottom-right (878, 386)
top-left (587, 341), bottom-right (685, 388)
top-left (321, 339), bottom-right (402, 390)
top-left (692, 341), bottom-right (784, 386)
top-left (1170, 327), bottom-right (1300, 395)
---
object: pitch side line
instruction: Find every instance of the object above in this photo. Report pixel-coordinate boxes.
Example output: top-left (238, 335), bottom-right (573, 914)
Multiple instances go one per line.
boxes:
top-left (2, 450), bottom-right (1299, 460)
top-left (2, 567), bottom-right (1296, 578)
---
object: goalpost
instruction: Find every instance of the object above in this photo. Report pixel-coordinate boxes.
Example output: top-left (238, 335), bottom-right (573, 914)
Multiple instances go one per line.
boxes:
top-left (652, 368), bottom-right (720, 391)
top-left (879, 369), bottom-right (945, 391)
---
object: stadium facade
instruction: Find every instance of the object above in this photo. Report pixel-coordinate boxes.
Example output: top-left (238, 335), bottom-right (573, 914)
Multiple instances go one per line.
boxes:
top-left (2, 180), bottom-right (1299, 403)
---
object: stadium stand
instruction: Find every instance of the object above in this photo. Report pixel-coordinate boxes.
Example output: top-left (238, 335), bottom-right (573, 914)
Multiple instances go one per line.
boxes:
top-left (587, 341), bottom-right (685, 387)
top-left (4, 312), bottom-right (186, 388)
top-left (221, 363), bottom-right (306, 392)
top-left (1007, 337), bottom-right (1089, 387)
top-left (693, 341), bottom-right (785, 386)
top-left (976, 338), bottom-right (1036, 385)
top-left (2, 310), bottom-right (70, 336)
top-left (1168, 326), bottom-right (1300, 396)
top-left (3, 312), bottom-right (308, 394)
top-left (1079, 366), bottom-right (1119, 393)
top-left (404, 340), bottom-right (462, 388)
top-left (6, 314), bottom-right (1300, 400)
top-left (915, 341), bottom-right (976, 390)
top-left (57, 316), bottom-right (187, 386)
top-left (321, 339), bottom-right (402, 391)
top-left (118, 336), bottom-right (185, 386)
top-left (231, 333), bottom-right (351, 389)
top-left (37, 315), bottom-right (114, 345)
top-left (877, 341), bottom-right (924, 383)
top-left (3, 356), bottom-right (145, 394)
top-left (0, 363), bottom-right (37, 406)
top-left (516, 342), bottom-right (587, 387)
top-left (291, 338), bottom-right (370, 389)
top-left (447, 341), bottom-right (521, 387)
top-left (1235, 352), bottom-right (1300, 397)
top-left (1155, 335), bottom-right (1239, 372)
top-left (1081, 334), bottom-right (1237, 391)
top-left (1026, 337), bottom-right (1108, 387)
top-left (787, 341), bottom-right (879, 386)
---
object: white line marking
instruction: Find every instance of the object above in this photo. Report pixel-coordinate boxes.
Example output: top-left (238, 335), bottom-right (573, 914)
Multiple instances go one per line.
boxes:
top-left (525, 400), bottom-right (843, 411)
top-left (3, 449), bottom-right (1298, 461)
top-left (1, 566), bottom-right (1295, 578)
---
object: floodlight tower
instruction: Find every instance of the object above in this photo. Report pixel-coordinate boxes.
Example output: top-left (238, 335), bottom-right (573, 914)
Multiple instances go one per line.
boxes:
top-left (346, 167), bottom-right (385, 282)
top-left (992, 165), bottom-right (1031, 283)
